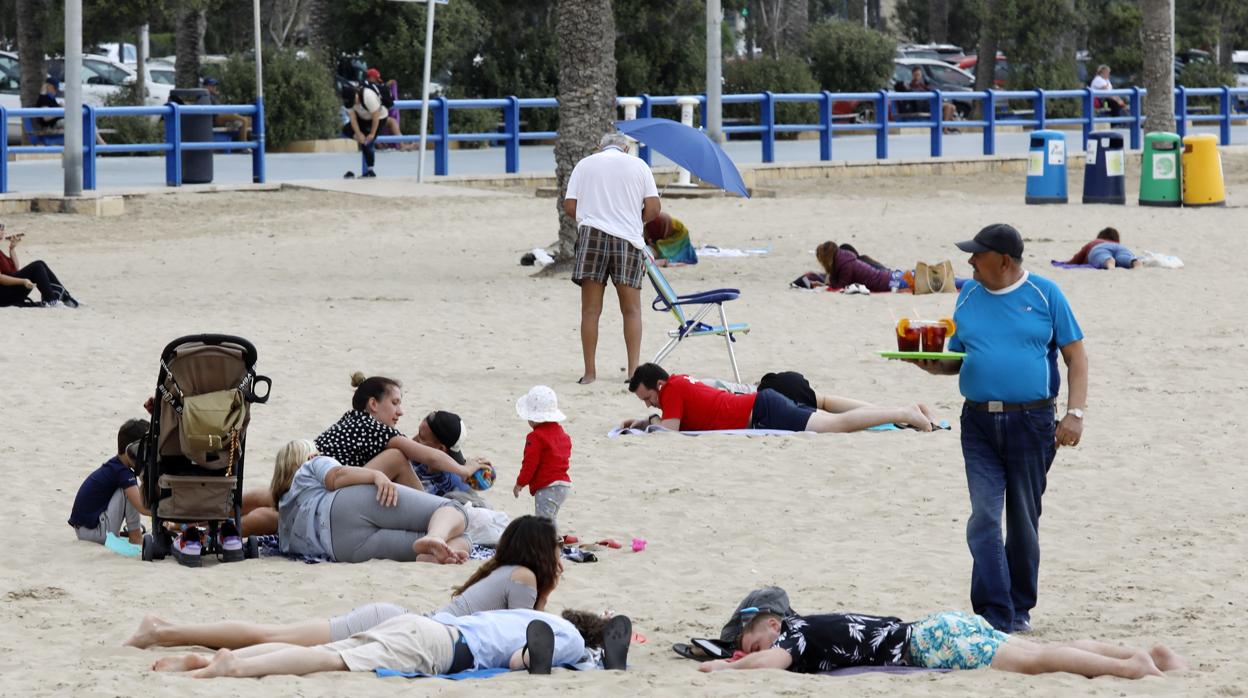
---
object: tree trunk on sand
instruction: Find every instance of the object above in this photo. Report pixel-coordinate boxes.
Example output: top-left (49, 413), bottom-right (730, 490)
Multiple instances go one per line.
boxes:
top-left (552, 0), bottom-right (617, 264)
top-left (1140, 0), bottom-right (1175, 133)
top-left (928, 0), bottom-right (948, 44)
top-left (175, 2), bottom-right (207, 88)
top-left (16, 0), bottom-right (45, 109)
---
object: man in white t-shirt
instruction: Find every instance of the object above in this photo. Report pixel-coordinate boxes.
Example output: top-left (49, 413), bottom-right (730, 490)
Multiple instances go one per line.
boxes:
top-left (563, 132), bottom-right (661, 385)
top-left (1090, 65), bottom-right (1125, 117)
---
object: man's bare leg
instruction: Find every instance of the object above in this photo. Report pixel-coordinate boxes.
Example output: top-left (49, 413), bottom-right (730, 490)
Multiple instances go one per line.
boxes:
top-left (991, 640), bottom-right (1163, 679)
top-left (191, 645), bottom-right (347, 678)
top-left (125, 614), bottom-right (331, 650)
top-left (579, 281), bottom-right (606, 384)
top-left (616, 283), bottom-right (643, 380)
top-left (364, 448), bottom-right (424, 491)
top-left (805, 403), bottom-right (933, 433)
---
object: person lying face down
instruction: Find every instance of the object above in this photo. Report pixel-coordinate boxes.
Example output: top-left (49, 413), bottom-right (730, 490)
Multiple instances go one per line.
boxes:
top-left (622, 363), bottom-right (936, 433)
top-left (152, 608), bottom-right (633, 678)
top-left (699, 605), bottom-right (1187, 679)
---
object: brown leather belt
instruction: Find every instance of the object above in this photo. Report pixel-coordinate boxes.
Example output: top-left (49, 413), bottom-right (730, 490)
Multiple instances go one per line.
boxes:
top-left (964, 398), bottom-right (1055, 413)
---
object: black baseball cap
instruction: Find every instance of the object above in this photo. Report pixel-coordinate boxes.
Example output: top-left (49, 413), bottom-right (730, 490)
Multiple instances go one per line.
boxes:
top-left (425, 410), bottom-right (466, 464)
top-left (956, 223), bottom-right (1024, 259)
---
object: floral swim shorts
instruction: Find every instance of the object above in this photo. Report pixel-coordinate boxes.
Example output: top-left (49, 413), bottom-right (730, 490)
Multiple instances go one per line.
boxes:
top-left (906, 611), bottom-right (1008, 670)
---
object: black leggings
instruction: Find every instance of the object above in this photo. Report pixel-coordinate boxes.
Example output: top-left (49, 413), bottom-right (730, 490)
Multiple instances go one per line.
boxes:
top-left (0, 260), bottom-right (68, 306)
top-left (342, 117), bottom-right (389, 169)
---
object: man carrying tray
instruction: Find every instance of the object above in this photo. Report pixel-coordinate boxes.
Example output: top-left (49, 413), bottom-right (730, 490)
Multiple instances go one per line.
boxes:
top-left (908, 223), bottom-right (1088, 634)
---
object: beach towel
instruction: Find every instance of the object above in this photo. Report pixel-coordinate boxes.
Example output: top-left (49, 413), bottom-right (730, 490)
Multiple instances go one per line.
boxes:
top-left (607, 422), bottom-right (950, 438)
top-left (820, 666), bottom-right (949, 677)
top-left (653, 226), bottom-right (698, 265)
top-left (1050, 260), bottom-right (1097, 269)
top-left (696, 245), bottom-right (770, 258)
top-left (375, 667), bottom-right (511, 680)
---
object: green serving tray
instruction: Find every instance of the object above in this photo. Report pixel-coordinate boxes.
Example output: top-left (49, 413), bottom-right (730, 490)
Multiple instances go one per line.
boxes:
top-left (878, 350), bottom-right (966, 360)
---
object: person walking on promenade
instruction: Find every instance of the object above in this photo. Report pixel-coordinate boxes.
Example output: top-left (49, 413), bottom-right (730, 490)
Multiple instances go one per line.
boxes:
top-left (563, 132), bottom-right (661, 385)
top-left (908, 223), bottom-right (1088, 634)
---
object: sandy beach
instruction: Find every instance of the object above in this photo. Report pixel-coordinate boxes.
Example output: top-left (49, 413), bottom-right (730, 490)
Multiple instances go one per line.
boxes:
top-left (2, 154), bottom-right (1246, 696)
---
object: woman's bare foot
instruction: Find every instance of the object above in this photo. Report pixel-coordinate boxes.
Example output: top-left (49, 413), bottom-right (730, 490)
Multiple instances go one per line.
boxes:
top-left (1125, 650), bottom-right (1164, 678)
top-left (577, 375), bottom-right (595, 385)
top-left (192, 649), bottom-right (238, 678)
top-left (413, 536), bottom-right (461, 564)
top-left (152, 652), bottom-right (211, 673)
top-left (1150, 644), bottom-right (1188, 672)
top-left (125, 614), bottom-right (169, 648)
top-left (901, 405), bottom-right (934, 432)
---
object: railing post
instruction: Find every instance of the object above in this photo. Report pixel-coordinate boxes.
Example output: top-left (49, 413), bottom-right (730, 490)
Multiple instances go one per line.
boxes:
top-left (252, 96), bottom-right (266, 184)
top-left (930, 89), bottom-right (943, 157)
top-left (819, 91), bottom-right (832, 161)
top-left (1175, 86), bottom-right (1187, 138)
top-left (165, 101), bottom-right (182, 187)
top-left (0, 106), bottom-right (7, 193)
top-left (638, 93), bottom-right (653, 164)
top-left (875, 90), bottom-right (888, 159)
top-left (1081, 86), bottom-right (1094, 151)
top-left (504, 95), bottom-right (520, 174)
top-left (618, 96), bottom-right (643, 161)
top-left (982, 90), bottom-right (996, 156)
top-left (82, 104), bottom-right (96, 190)
top-left (698, 94), bottom-right (707, 132)
top-left (1219, 85), bottom-right (1231, 145)
top-left (760, 91), bottom-right (775, 163)
top-left (1129, 87), bottom-right (1142, 149)
top-left (433, 96), bottom-right (450, 176)
top-left (1034, 89), bottom-right (1047, 130)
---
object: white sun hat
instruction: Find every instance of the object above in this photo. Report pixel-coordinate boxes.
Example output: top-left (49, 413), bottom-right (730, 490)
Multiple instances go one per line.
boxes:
top-left (515, 385), bottom-right (567, 423)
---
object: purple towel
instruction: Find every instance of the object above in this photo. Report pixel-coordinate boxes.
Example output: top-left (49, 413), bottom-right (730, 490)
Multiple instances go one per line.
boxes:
top-left (821, 665), bottom-right (949, 676)
top-left (1050, 260), bottom-right (1098, 269)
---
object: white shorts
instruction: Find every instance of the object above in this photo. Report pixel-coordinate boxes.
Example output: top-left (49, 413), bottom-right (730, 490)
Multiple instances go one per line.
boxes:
top-left (321, 613), bottom-right (456, 674)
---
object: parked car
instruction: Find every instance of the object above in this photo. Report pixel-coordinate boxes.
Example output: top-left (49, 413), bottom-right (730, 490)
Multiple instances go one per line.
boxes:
top-left (0, 51), bottom-right (22, 142)
top-left (957, 53), bottom-right (1008, 88)
top-left (897, 43), bottom-right (966, 65)
top-left (45, 54), bottom-right (173, 106)
top-left (891, 57), bottom-right (976, 118)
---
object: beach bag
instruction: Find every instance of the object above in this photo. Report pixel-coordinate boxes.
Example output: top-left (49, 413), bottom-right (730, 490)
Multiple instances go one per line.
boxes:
top-left (179, 388), bottom-right (246, 470)
top-left (913, 260), bottom-right (957, 294)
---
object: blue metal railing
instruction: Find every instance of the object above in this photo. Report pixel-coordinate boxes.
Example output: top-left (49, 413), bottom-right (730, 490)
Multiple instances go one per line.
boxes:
top-left (3, 86), bottom-right (1247, 191)
top-left (0, 99), bottom-right (263, 193)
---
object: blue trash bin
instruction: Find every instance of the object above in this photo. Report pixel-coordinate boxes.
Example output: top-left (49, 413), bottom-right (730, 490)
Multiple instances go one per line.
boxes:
top-left (1025, 130), bottom-right (1068, 204)
top-left (1082, 130), bottom-right (1126, 204)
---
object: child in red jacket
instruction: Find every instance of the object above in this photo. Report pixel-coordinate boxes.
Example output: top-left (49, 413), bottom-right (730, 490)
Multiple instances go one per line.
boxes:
top-left (513, 385), bottom-right (572, 529)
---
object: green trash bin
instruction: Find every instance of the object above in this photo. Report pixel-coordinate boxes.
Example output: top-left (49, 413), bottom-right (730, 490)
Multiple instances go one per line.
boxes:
top-left (1139, 132), bottom-right (1182, 207)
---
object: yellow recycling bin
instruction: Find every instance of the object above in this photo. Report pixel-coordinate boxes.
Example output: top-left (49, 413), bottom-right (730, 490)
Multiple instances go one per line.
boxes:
top-left (1181, 134), bottom-right (1226, 207)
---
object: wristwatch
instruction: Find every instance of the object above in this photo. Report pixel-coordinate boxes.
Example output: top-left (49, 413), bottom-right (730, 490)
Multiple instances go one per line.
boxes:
top-left (1066, 408), bottom-right (1084, 420)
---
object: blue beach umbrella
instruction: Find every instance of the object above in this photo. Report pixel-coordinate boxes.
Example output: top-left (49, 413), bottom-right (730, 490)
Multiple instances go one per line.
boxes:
top-left (615, 118), bottom-right (750, 199)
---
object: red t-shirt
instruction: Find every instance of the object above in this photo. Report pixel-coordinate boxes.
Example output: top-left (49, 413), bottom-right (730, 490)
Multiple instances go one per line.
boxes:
top-left (0, 252), bottom-right (16, 276)
top-left (659, 375), bottom-right (757, 431)
top-left (1066, 240), bottom-right (1110, 265)
top-left (516, 421), bottom-right (571, 494)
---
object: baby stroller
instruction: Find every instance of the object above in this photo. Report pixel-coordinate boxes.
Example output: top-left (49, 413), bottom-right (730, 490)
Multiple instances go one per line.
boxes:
top-left (138, 334), bottom-right (271, 566)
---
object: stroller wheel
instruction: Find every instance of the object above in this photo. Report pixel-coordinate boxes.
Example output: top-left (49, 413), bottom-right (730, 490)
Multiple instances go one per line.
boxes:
top-left (141, 533), bottom-right (155, 562)
top-left (245, 536), bottom-right (260, 560)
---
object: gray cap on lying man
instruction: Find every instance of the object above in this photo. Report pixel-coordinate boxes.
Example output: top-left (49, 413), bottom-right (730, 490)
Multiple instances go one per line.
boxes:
top-left (719, 586), bottom-right (796, 645)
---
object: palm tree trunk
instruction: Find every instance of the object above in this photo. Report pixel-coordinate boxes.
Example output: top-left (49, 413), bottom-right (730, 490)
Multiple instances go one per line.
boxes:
top-left (175, 2), bottom-right (207, 88)
top-left (553, 0), bottom-right (617, 263)
top-left (15, 0), bottom-right (46, 109)
top-left (973, 0), bottom-right (1000, 118)
top-left (1140, 0), bottom-right (1175, 133)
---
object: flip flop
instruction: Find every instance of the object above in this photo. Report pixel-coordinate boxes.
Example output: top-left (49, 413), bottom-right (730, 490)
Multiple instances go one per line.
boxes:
top-left (524, 620), bottom-right (555, 675)
top-left (596, 539), bottom-right (622, 549)
top-left (673, 642), bottom-right (722, 662)
top-left (602, 615), bottom-right (632, 670)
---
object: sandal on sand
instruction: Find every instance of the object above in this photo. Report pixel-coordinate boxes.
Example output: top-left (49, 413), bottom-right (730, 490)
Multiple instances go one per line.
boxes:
top-left (673, 637), bottom-right (733, 661)
top-left (596, 539), bottom-right (623, 549)
top-left (524, 620), bottom-right (555, 675)
top-left (602, 615), bottom-right (632, 670)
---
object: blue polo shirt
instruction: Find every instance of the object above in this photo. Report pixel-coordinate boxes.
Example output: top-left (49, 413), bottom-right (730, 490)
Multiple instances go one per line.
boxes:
top-left (68, 456), bottom-right (138, 529)
top-left (947, 272), bottom-right (1083, 403)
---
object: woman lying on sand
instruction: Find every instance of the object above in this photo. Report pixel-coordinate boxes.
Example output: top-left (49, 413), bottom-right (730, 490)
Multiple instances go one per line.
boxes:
top-left (271, 439), bottom-right (469, 563)
top-left (700, 606), bottom-right (1187, 679)
top-left (148, 608), bottom-right (631, 678)
top-left (126, 515), bottom-right (564, 651)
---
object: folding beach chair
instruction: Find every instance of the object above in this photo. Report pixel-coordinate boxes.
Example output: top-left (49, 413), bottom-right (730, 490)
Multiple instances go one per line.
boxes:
top-left (644, 255), bottom-right (750, 382)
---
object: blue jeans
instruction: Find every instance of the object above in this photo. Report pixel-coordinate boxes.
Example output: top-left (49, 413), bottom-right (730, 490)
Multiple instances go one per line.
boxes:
top-left (1087, 242), bottom-right (1137, 269)
top-left (960, 404), bottom-right (1056, 632)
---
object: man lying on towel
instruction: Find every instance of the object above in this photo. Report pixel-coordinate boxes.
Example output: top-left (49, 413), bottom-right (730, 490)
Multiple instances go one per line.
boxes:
top-left (622, 363), bottom-right (935, 433)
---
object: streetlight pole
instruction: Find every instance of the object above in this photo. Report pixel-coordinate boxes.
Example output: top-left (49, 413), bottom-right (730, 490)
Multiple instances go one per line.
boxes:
top-left (706, 0), bottom-right (723, 144)
top-left (63, 0), bottom-right (83, 197)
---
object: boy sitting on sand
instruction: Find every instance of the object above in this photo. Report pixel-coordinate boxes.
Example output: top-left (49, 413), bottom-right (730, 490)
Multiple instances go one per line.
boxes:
top-left (513, 386), bottom-right (572, 529)
top-left (698, 596), bottom-right (1187, 679)
top-left (68, 419), bottom-right (151, 546)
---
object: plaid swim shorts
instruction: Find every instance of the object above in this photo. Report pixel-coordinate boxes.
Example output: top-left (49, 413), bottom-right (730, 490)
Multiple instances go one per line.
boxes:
top-left (572, 226), bottom-right (646, 289)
